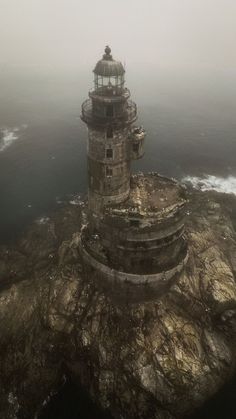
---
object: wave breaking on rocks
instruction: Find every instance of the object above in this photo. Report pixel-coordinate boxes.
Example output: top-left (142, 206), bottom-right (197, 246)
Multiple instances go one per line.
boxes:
top-left (183, 175), bottom-right (236, 196)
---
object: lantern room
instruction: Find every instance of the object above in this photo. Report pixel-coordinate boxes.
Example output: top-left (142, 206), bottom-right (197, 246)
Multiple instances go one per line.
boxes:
top-left (93, 46), bottom-right (125, 94)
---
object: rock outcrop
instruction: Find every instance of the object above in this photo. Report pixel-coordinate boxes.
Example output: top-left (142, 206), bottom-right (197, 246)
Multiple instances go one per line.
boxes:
top-left (0, 189), bottom-right (236, 419)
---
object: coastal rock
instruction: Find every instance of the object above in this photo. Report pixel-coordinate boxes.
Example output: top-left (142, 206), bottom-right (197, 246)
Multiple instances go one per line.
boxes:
top-left (0, 190), bottom-right (236, 419)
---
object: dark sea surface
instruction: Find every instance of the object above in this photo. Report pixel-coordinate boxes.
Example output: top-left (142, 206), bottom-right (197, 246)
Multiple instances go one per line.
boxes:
top-left (0, 67), bottom-right (236, 417)
top-left (0, 67), bottom-right (236, 242)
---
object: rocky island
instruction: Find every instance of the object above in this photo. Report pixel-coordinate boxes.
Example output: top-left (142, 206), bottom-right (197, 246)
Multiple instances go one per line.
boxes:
top-left (1, 47), bottom-right (236, 419)
top-left (0, 187), bottom-right (236, 419)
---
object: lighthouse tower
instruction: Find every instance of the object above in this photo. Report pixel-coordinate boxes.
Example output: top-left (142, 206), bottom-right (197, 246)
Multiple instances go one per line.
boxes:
top-left (81, 46), bottom-right (145, 224)
top-left (80, 47), bottom-right (188, 302)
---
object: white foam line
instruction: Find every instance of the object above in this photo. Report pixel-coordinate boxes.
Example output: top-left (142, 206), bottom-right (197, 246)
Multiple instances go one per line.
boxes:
top-left (0, 128), bottom-right (19, 152)
top-left (183, 175), bottom-right (236, 196)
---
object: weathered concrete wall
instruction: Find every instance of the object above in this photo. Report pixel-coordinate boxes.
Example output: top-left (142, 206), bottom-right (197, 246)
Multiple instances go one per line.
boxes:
top-left (88, 157), bottom-right (130, 193)
top-left (100, 209), bottom-right (185, 241)
top-left (86, 172), bottom-right (187, 275)
top-left (83, 229), bottom-right (187, 274)
top-left (88, 188), bottom-right (130, 214)
top-left (79, 236), bottom-right (189, 303)
top-left (92, 218), bottom-right (186, 272)
top-left (88, 126), bottom-right (130, 162)
top-left (87, 125), bottom-right (131, 212)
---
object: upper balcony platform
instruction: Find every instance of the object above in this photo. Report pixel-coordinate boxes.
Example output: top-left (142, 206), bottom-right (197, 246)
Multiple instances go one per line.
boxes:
top-left (81, 99), bottom-right (137, 127)
top-left (89, 87), bottom-right (131, 103)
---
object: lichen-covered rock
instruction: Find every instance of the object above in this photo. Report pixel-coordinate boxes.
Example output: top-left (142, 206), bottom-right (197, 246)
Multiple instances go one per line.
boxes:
top-left (0, 191), bottom-right (236, 419)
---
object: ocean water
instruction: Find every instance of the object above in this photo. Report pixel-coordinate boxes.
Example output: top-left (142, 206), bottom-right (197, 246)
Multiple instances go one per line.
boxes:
top-left (1, 67), bottom-right (236, 242)
top-left (1, 68), bottom-right (236, 417)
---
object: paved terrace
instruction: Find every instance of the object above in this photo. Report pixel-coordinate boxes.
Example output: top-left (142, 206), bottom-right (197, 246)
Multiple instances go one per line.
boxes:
top-left (106, 173), bottom-right (186, 217)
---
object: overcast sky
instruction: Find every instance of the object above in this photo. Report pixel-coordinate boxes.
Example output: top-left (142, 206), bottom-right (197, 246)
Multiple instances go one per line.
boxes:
top-left (0, 0), bottom-right (236, 73)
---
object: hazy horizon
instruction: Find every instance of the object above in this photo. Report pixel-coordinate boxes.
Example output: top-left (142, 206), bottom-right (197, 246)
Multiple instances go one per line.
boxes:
top-left (1, 0), bottom-right (236, 75)
top-left (1, 0), bottom-right (236, 241)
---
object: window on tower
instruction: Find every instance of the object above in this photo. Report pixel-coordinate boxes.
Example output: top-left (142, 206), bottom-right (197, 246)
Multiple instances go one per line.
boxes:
top-left (133, 142), bottom-right (139, 153)
top-left (106, 166), bottom-right (113, 177)
top-left (106, 148), bottom-right (113, 159)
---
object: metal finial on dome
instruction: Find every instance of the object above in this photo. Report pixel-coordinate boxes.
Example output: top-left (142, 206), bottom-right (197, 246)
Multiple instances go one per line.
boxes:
top-left (105, 45), bottom-right (111, 55)
top-left (103, 45), bottom-right (112, 60)
top-left (94, 46), bottom-right (125, 76)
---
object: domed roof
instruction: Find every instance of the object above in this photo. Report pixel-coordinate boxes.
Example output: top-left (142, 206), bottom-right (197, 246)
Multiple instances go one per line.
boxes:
top-left (94, 46), bottom-right (125, 77)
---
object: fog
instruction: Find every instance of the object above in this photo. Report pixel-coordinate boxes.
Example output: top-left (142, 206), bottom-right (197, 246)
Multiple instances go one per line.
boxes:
top-left (1, 0), bottom-right (236, 75)
top-left (1, 0), bottom-right (236, 241)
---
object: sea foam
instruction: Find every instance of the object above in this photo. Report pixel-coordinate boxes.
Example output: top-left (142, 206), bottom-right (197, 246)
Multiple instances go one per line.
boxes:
top-left (0, 128), bottom-right (19, 152)
top-left (183, 175), bottom-right (236, 196)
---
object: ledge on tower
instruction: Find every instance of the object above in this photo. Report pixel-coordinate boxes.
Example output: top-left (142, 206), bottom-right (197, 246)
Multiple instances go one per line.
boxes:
top-left (81, 98), bottom-right (137, 126)
top-left (79, 173), bottom-right (188, 302)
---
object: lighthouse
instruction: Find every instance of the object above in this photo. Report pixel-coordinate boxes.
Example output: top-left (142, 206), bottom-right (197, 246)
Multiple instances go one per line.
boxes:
top-left (80, 47), bottom-right (188, 302)
top-left (81, 46), bottom-right (145, 221)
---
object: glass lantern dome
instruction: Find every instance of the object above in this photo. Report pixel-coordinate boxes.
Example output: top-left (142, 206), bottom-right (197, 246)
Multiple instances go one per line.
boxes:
top-left (93, 46), bottom-right (125, 91)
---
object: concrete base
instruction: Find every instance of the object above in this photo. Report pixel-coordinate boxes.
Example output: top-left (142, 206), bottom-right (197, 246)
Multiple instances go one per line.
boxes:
top-left (79, 237), bottom-right (189, 303)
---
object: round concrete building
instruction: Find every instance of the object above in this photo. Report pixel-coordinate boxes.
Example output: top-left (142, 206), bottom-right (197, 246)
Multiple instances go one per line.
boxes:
top-left (80, 47), bottom-right (188, 301)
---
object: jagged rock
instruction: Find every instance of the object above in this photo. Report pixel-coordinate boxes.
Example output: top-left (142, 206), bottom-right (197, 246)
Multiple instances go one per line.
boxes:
top-left (0, 190), bottom-right (236, 419)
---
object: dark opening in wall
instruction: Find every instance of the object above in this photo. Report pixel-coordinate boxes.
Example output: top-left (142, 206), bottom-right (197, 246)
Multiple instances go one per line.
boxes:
top-left (107, 127), bottom-right (113, 138)
top-left (106, 166), bottom-right (113, 177)
top-left (133, 142), bottom-right (139, 153)
top-left (106, 148), bottom-right (113, 159)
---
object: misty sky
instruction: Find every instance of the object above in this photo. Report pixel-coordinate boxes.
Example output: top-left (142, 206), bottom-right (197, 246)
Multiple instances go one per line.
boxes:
top-left (0, 0), bottom-right (236, 74)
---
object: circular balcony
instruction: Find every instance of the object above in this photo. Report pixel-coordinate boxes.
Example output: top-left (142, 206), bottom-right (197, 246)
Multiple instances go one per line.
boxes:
top-left (81, 99), bottom-right (137, 127)
top-left (89, 87), bottom-right (131, 103)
